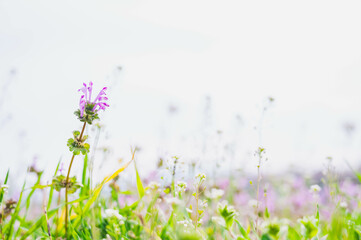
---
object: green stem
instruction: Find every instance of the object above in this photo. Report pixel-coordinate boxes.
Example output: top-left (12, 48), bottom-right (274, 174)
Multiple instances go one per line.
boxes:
top-left (195, 186), bottom-right (199, 231)
top-left (255, 153), bottom-right (261, 235)
top-left (65, 122), bottom-right (86, 238)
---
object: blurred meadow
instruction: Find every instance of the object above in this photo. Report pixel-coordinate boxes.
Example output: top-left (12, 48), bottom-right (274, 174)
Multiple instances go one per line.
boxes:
top-left (1, 1), bottom-right (361, 239)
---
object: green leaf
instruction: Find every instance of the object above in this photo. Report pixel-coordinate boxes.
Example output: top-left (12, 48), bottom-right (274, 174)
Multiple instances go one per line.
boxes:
top-left (0, 169), bottom-right (9, 204)
top-left (134, 160), bottom-right (145, 199)
top-left (47, 160), bottom-right (61, 210)
top-left (160, 211), bottom-right (174, 239)
top-left (235, 219), bottom-right (250, 240)
top-left (5, 181), bottom-right (26, 240)
top-left (261, 234), bottom-right (272, 240)
top-left (21, 197), bottom-right (87, 239)
top-left (84, 143), bottom-right (90, 150)
top-left (265, 207), bottom-right (270, 219)
top-left (70, 155), bottom-right (135, 231)
top-left (164, 188), bottom-right (171, 194)
top-left (80, 153), bottom-right (88, 197)
top-left (287, 226), bottom-right (301, 240)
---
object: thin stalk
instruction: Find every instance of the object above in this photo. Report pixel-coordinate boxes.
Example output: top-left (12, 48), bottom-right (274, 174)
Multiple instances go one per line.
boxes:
top-left (171, 157), bottom-right (178, 197)
top-left (65, 122), bottom-right (86, 237)
top-left (255, 151), bottom-right (262, 235)
top-left (195, 186), bottom-right (199, 231)
top-left (44, 207), bottom-right (52, 239)
top-left (55, 190), bottom-right (61, 238)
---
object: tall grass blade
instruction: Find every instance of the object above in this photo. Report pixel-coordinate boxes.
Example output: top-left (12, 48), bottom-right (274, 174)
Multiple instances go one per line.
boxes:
top-left (0, 169), bottom-right (9, 204)
top-left (134, 160), bottom-right (145, 199)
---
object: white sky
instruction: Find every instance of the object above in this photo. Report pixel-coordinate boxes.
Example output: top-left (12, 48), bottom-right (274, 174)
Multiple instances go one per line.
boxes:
top-left (1, 0), bottom-right (361, 184)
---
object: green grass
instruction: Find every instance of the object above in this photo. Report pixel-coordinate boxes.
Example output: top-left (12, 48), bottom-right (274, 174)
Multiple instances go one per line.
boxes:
top-left (1, 153), bottom-right (361, 240)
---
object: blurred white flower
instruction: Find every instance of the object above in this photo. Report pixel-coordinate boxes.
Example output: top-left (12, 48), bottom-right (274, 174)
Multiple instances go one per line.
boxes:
top-left (165, 197), bottom-right (182, 205)
top-left (310, 185), bottom-right (321, 193)
top-left (148, 181), bottom-right (160, 190)
top-left (212, 216), bottom-right (226, 227)
top-left (205, 188), bottom-right (224, 199)
top-left (340, 201), bottom-right (348, 209)
top-left (0, 184), bottom-right (9, 193)
top-left (199, 200), bottom-right (208, 208)
top-left (104, 209), bottom-right (126, 223)
top-left (176, 181), bottom-right (187, 193)
top-left (248, 199), bottom-right (261, 208)
top-left (195, 173), bottom-right (206, 184)
top-left (102, 234), bottom-right (112, 240)
top-left (177, 219), bottom-right (193, 227)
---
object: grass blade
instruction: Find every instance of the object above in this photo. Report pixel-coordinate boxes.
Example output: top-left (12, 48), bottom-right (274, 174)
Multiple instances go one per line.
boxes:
top-left (0, 169), bottom-right (10, 204)
top-left (134, 160), bottom-right (145, 199)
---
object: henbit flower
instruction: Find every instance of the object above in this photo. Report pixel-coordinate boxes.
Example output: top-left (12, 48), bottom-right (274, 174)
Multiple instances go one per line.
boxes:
top-left (76, 82), bottom-right (109, 123)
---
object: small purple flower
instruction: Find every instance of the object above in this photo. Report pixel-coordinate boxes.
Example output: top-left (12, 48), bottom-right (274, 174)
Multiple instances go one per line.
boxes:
top-left (77, 82), bottom-right (109, 119)
top-left (58, 162), bottom-right (65, 175)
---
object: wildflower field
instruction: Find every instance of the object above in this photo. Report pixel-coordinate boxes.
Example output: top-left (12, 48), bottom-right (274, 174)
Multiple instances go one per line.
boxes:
top-left (1, 82), bottom-right (361, 240)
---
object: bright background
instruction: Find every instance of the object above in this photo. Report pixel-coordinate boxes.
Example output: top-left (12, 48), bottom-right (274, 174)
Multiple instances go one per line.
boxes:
top-left (1, 0), bottom-right (361, 184)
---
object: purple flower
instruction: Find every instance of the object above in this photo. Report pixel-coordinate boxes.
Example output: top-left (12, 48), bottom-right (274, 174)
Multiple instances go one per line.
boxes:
top-left (58, 162), bottom-right (65, 175)
top-left (78, 82), bottom-right (109, 118)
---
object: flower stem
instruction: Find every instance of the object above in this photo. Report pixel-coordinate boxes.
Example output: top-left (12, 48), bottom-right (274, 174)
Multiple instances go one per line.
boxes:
top-left (65, 122), bottom-right (86, 237)
top-left (195, 186), bottom-right (199, 231)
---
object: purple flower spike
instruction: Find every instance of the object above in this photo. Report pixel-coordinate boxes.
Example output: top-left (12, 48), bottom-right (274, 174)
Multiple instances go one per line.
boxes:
top-left (77, 82), bottom-right (109, 122)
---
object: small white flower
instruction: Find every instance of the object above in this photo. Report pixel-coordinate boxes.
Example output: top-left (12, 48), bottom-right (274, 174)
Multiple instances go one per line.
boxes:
top-left (217, 200), bottom-right (236, 215)
top-left (146, 181), bottom-right (160, 194)
top-left (177, 219), bottom-right (193, 227)
top-left (195, 173), bottom-right (206, 183)
top-left (176, 181), bottom-right (187, 193)
top-left (148, 181), bottom-right (160, 189)
top-left (186, 208), bottom-right (193, 213)
top-left (340, 201), bottom-right (348, 209)
top-left (205, 188), bottom-right (224, 199)
top-left (177, 181), bottom-right (187, 188)
top-left (248, 199), bottom-right (261, 208)
top-left (212, 216), bottom-right (226, 227)
top-left (0, 184), bottom-right (9, 193)
top-left (102, 234), bottom-right (112, 240)
top-left (310, 184), bottom-right (321, 193)
top-left (199, 200), bottom-right (208, 208)
top-left (104, 209), bottom-right (126, 223)
top-left (165, 197), bottom-right (182, 205)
